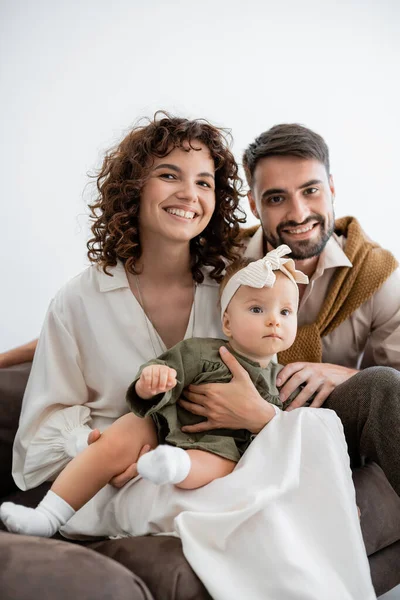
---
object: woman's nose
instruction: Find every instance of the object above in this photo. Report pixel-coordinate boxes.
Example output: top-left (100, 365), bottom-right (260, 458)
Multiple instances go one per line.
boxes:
top-left (175, 180), bottom-right (197, 203)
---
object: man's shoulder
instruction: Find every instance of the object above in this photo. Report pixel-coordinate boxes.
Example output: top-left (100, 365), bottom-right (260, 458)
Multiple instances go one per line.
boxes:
top-left (335, 216), bottom-right (396, 257)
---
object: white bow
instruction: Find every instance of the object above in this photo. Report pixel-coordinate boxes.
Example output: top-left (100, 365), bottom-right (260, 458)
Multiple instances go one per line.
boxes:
top-left (220, 244), bottom-right (309, 319)
top-left (237, 245), bottom-right (292, 289)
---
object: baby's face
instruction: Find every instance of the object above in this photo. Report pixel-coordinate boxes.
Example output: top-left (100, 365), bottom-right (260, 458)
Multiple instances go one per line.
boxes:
top-left (222, 273), bottom-right (298, 365)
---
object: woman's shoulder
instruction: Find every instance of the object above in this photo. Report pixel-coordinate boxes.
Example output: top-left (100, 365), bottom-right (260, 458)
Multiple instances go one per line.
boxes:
top-left (51, 262), bottom-right (126, 313)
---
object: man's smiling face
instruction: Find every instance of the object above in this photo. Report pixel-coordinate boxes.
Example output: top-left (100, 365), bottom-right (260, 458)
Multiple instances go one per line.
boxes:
top-left (248, 155), bottom-right (335, 260)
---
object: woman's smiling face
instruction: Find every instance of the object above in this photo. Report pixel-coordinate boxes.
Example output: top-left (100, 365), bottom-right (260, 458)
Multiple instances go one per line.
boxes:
top-left (138, 142), bottom-right (216, 244)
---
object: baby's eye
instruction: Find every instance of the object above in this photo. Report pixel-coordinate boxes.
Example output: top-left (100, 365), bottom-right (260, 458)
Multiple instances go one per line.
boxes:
top-left (250, 306), bottom-right (263, 314)
top-left (281, 309), bottom-right (291, 316)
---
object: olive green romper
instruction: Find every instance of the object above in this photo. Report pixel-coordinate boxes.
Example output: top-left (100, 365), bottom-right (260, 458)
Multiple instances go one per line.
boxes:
top-left (126, 338), bottom-right (299, 462)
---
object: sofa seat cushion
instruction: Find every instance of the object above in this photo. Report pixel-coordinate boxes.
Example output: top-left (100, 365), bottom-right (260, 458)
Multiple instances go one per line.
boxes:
top-left (0, 531), bottom-right (154, 600)
top-left (0, 487), bottom-right (210, 600)
top-left (353, 461), bottom-right (400, 555)
top-left (89, 536), bottom-right (212, 600)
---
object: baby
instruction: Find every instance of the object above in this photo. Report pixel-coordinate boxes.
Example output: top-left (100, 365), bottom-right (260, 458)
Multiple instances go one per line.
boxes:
top-left (0, 245), bottom-right (308, 537)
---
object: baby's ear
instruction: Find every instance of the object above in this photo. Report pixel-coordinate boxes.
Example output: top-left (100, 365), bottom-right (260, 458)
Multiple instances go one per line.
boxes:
top-left (222, 312), bottom-right (231, 337)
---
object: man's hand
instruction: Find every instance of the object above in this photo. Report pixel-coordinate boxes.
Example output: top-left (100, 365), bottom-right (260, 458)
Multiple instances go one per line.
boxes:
top-left (277, 362), bottom-right (359, 410)
top-left (179, 346), bottom-right (276, 434)
top-left (0, 339), bottom-right (38, 368)
top-left (135, 365), bottom-right (177, 399)
top-left (87, 428), bottom-right (151, 488)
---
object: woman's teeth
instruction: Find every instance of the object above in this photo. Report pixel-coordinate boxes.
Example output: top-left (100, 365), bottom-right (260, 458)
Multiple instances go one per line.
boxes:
top-left (166, 208), bottom-right (196, 220)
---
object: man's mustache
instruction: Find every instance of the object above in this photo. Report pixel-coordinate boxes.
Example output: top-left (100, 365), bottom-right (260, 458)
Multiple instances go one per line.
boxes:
top-left (277, 215), bottom-right (325, 235)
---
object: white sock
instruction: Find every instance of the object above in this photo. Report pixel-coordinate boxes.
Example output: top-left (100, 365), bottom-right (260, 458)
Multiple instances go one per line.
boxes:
top-left (0, 491), bottom-right (75, 537)
top-left (137, 445), bottom-right (191, 485)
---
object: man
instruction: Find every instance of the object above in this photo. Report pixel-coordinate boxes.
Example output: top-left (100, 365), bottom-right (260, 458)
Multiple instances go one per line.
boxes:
top-left (182, 123), bottom-right (400, 499)
top-left (242, 123), bottom-right (400, 406)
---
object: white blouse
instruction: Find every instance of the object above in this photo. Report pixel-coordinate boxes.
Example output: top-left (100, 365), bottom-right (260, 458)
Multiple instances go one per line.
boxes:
top-left (12, 262), bottom-right (224, 490)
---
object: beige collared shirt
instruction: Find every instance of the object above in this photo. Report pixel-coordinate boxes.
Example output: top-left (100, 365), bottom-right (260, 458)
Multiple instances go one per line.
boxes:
top-left (12, 263), bottom-right (224, 490)
top-left (245, 227), bottom-right (400, 370)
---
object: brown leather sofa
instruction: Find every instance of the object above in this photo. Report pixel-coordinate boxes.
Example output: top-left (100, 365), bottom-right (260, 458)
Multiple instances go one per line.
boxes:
top-left (1, 363), bottom-right (400, 599)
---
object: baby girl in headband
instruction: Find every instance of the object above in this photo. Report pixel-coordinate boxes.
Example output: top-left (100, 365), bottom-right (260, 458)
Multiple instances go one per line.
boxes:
top-left (1, 245), bottom-right (309, 538)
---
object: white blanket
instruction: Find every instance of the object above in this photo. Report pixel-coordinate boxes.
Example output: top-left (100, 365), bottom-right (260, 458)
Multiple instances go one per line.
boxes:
top-left (62, 408), bottom-right (376, 599)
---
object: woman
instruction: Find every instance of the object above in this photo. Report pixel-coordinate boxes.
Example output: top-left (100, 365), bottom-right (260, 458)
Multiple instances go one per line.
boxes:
top-left (11, 114), bottom-right (375, 599)
top-left (13, 113), bottom-right (245, 490)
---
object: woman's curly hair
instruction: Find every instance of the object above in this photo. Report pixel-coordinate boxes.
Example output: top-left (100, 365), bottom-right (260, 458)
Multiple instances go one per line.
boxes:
top-left (87, 112), bottom-right (246, 283)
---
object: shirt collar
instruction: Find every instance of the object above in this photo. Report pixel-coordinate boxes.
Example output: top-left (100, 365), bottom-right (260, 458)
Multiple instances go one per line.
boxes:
top-left (244, 226), bottom-right (265, 260)
top-left (314, 233), bottom-right (352, 276)
top-left (243, 225), bottom-right (352, 276)
top-left (97, 261), bottom-right (130, 292)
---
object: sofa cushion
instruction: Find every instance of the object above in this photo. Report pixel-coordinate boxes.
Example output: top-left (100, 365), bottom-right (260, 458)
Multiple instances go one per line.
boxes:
top-left (0, 363), bottom-right (32, 497)
top-left (1, 361), bottom-right (400, 596)
top-left (0, 531), bottom-right (154, 600)
top-left (89, 536), bottom-right (212, 600)
top-left (368, 539), bottom-right (400, 597)
top-left (0, 486), bottom-right (211, 600)
top-left (353, 461), bottom-right (400, 555)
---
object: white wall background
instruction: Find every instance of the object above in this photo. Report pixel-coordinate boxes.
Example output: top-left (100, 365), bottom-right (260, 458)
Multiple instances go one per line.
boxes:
top-left (1, 0), bottom-right (399, 350)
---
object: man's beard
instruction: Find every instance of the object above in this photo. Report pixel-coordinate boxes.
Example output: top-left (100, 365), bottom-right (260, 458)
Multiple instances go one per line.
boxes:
top-left (263, 213), bottom-right (335, 260)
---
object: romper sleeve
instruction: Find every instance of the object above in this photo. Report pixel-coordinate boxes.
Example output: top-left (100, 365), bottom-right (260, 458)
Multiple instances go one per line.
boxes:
top-left (12, 298), bottom-right (93, 491)
top-left (126, 339), bottom-right (201, 417)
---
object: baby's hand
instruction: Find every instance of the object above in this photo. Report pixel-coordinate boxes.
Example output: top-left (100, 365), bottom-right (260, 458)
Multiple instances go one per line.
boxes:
top-left (135, 365), bottom-right (177, 399)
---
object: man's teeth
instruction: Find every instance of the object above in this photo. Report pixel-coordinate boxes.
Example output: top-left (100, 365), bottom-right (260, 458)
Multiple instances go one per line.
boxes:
top-left (166, 208), bottom-right (196, 219)
top-left (285, 224), bottom-right (315, 234)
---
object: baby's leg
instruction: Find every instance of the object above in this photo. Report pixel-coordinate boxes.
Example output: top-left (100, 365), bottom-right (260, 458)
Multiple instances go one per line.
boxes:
top-left (138, 446), bottom-right (235, 489)
top-left (178, 449), bottom-right (236, 489)
top-left (52, 413), bottom-right (157, 508)
top-left (0, 413), bottom-right (157, 537)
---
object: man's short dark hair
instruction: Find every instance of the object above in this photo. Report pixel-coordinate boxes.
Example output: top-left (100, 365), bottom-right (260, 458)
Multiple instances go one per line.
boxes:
top-left (242, 123), bottom-right (330, 188)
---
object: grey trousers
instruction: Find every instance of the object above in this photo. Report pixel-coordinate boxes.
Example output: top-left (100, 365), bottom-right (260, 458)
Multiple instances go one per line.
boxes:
top-left (324, 366), bottom-right (400, 496)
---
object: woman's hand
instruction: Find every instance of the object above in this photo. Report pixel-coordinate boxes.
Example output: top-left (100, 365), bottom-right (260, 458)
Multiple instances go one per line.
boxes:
top-left (87, 429), bottom-right (151, 488)
top-left (277, 362), bottom-right (359, 409)
top-left (179, 346), bottom-right (276, 434)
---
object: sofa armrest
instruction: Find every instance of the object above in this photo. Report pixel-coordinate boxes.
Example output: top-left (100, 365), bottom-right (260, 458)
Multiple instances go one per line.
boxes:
top-left (0, 362), bottom-right (32, 497)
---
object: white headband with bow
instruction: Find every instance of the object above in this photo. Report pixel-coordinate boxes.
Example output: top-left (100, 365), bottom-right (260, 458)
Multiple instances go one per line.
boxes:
top-left (220, 244), bottom-right (309, 319)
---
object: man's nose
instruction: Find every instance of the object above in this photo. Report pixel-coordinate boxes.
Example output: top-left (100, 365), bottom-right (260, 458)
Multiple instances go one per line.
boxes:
top-left (286, 196), bottom-right (310, 224)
